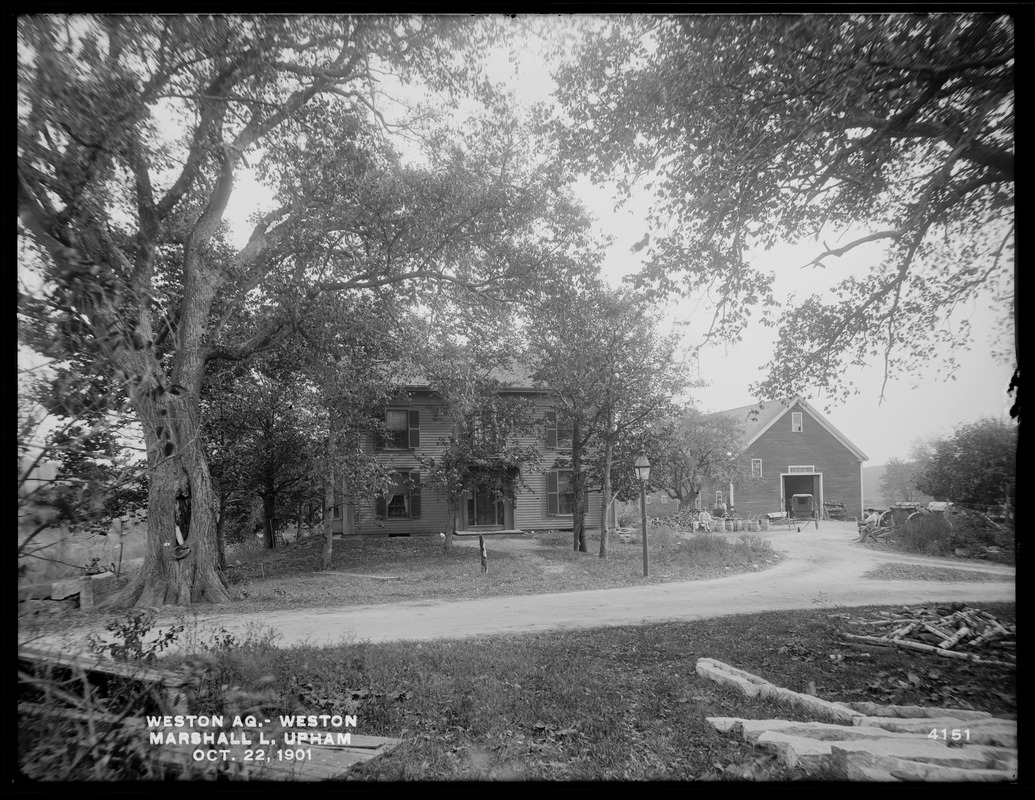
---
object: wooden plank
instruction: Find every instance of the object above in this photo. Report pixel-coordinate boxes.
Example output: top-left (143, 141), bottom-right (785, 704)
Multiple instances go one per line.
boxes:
top-left (19, 645), bottom-right (190, 688)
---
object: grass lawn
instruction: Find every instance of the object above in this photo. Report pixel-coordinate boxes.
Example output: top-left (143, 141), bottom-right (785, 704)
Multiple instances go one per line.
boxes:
top-left (340, 603), bottom-right (1016, 780)
top-left (45, 601), bottom-right (1005, 781)
top-left (214, 527), bottom-right (779, 615)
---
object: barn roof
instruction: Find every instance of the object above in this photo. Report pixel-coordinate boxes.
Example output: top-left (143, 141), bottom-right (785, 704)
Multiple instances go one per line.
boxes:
top-left (710, 397), bottom-right (869, 462)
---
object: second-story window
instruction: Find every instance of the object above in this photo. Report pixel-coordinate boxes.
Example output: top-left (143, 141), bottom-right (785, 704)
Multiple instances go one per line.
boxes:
top-left (791, 412), bottom-right (803, 432)
top-left (751, 459), bottom-right (763, 478)
top-left (545, 410), bottom-right (573, 449)
top-left (383, 409), bottom-right (419, 450)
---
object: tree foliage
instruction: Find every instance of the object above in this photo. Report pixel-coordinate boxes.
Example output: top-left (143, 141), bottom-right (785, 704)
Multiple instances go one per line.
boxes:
top-left (914, 417), bottom-right (1016, 506)
top-left (526, 284), bottom-right (688, 555)
top-left (18, 15), bottom-right (589, 605)
top-left (647, 410), bottom-right (746, 512)
top-left (556, 13), bottom-right (1015, 404)
top-left (878, 456), bottom-right (932, 504)
top-left (203, 359), bottom-right (324, 551)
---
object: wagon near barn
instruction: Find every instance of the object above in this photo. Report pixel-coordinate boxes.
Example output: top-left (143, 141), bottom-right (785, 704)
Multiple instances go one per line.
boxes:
top-left (858, 501), bottom-right (955, 542)
top-left (822, 501), bottom-right (848, 520)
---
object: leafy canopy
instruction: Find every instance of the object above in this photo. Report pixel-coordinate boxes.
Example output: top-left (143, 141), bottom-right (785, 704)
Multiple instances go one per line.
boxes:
top-left (915, 417), bottom-right (1016, 506)
top-left (555, 13), bottom-right (1015, 404)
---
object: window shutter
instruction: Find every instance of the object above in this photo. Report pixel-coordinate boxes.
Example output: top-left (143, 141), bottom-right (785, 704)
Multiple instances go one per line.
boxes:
top-left (409, 470), bottom-right (421, 518)
top-left (408, 410), bottom-right (420, 449)
top-left (376, 494), bottom-right (386, 519)
top-left (547, 470), bottom-right (558, 515)
top-left (546, 411), bottom-right (557, 449)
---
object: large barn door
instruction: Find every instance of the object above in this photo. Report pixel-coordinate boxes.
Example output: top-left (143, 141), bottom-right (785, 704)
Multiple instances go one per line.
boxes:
top-left (781, 473), bottom-right (821, 516)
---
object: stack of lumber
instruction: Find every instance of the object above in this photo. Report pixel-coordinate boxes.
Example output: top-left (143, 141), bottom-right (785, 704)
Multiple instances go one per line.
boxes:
top-left (841, 605), bottom-right (1015, 666)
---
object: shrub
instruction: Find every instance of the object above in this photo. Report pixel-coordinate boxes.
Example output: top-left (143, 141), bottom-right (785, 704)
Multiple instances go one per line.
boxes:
top-left (86, 608), bottom-right (184, 663)
top-left (679, 533), bottom-right (728, 556)
top-left (948, 513), bottom-right (1015, 558)
top-left (615, 502), bottom-right (640, 528)
top-left (897, 513), bottom-right (953, 556)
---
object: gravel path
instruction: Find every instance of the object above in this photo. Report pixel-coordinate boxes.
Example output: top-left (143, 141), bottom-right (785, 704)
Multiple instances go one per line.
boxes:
top-left (24, 523), bottom-right (1014, 651)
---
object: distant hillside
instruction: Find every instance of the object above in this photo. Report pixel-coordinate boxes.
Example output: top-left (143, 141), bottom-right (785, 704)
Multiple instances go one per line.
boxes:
top-left (862, 465), bottom-right (887, 509)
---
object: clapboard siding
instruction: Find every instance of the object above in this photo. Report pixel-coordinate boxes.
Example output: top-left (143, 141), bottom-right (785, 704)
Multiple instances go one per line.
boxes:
top-left (348, 392), bottom-right (452, 535)
top-left (700, 401), bottom-right (865, 520)
top-left (337, 393), bottom-right (601, 535)
top-left (511, 400), bottom-right (602, 531)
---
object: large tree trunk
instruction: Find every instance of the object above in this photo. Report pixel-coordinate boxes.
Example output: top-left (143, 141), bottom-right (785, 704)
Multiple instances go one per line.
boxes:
top-left (215, 498), bottom-right (227, 570)
top-left (107, 389), bottom-right (230, 606)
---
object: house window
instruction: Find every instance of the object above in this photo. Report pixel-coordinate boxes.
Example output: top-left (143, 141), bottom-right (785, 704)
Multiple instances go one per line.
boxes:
top-left (788, 465), bottom-right (815, 473)
top-left (715, 491), bottom-right (723, 505)
top-left (383, 409), bottom-right (419, 450)
top-left (547, 469), bottom-right (574, 515)
top-left (331, 487), bottom-right (343, 520)
top-left (468, 479), bottom-right (506, 526)
top-left (545, 411), bottom-right (573, 449)
top-left (791, 412), bottom-right (803, 432)
top-left (376, 471), bottom-right (421, 520)
top-left (751, 459), bottom-right (763, 478)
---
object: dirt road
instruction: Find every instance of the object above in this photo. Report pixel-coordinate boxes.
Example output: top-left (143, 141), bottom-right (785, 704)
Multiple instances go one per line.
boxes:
top-left (63, 522), bottom-right (1011, 650)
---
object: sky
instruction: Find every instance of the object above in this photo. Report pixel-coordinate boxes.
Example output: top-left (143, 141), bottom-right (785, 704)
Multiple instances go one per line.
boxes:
top-left (223, 14), bottom-right (1015, 467)
top-left (491, 17), bottom-right (1016, 467)
top-left (585, 186), bottom-right (1015, 466)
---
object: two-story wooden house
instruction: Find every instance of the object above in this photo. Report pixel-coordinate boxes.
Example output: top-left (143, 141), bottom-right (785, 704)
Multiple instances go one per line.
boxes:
top-left (326, 381), bottom-right (603, 537)
top-left (698, 398), bottom-right (868, 520)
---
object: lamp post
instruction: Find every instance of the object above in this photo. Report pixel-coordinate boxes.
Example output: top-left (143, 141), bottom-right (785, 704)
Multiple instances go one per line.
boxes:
top-left (634, 453), bottom-right (651, 578)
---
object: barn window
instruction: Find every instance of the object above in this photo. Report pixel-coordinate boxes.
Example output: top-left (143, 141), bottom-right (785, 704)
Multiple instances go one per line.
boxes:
top-left (791, 412), bottom-right (803, 432)
top-left (751, 459), bottom-right (763, 478)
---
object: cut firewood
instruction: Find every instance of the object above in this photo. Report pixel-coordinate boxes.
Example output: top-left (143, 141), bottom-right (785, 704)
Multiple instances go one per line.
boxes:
top-left (938, 626), bottom-right (971, 650)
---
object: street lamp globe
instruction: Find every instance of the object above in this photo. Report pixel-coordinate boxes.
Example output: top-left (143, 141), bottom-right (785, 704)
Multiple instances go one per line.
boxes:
top-left (634, 454), bottom-right (651, 483)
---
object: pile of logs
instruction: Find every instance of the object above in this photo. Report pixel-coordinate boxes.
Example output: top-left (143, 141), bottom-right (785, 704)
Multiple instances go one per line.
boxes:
top-left (841, 605), bottom-right (1015, 667)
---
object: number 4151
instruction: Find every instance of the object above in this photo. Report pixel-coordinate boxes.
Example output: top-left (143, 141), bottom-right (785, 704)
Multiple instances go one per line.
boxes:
top-left (928, 729), bottom-right (970, 741)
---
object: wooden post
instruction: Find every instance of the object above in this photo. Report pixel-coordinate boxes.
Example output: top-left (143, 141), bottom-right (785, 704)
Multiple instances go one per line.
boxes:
top-left (479, 535), bottom-right (487, 574)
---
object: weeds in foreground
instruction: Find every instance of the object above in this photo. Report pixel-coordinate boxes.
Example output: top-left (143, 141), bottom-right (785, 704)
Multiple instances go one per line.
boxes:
top-left (86, 608), bottom-right (184, 663)
top-left (20, 602), bottom-right (1015, 781)
top-left (20, 611), bottom-right (287, 782)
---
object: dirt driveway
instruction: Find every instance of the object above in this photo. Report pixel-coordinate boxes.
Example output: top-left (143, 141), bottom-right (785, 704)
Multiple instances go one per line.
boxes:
top-left (28, 523), bottom-right (1014, 650)
top-left (254, 523), bottom-right (1014, 645)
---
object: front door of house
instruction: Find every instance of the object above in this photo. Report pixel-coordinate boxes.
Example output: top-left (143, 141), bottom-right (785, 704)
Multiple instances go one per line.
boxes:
top-left (465, 469), bottom-right (516, 530)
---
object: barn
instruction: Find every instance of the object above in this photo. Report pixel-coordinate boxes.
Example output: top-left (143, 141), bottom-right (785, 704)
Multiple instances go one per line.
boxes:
top-left (700, 398), bottom-right (869, 521)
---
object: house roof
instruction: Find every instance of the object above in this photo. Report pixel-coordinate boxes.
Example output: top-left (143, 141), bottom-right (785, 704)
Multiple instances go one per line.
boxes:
top-left (402, 363), bottom-right (539, 394)
top-left (710, 398), bottom-right (869, 462)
